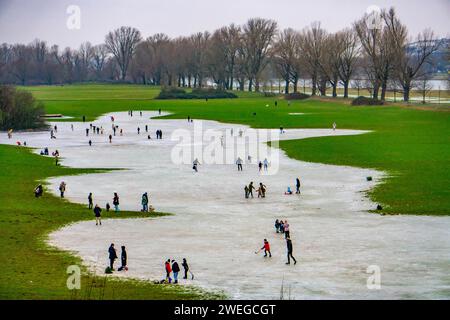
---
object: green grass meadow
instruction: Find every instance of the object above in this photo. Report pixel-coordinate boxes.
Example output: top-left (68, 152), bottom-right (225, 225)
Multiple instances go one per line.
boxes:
top-left (1, 84), bottom-right (449, 299)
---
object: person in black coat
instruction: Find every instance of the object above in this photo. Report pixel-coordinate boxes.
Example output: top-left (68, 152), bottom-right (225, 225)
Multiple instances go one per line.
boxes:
top-left (118, 246), bottom-right (127, 271)
top-left (94, 204), bottom-right (102, 226)
top-left (182, 258), bottom-right (189, 279)
top-left (286, 237), bottom-right (297, 265)
top-left (172, 260), bottom-right (180, 284)
top-left (108, 243), bottom-right (118, 270)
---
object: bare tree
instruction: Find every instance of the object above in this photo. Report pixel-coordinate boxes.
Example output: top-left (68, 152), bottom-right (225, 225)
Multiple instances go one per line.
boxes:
top-left (239, 18), bottom-right (277, 91)
top-left (105, 26), bottom-right (141, 80)
top-left (273, 28), bottom-right (298, 94)
top-left (390, 29), bottom-right (441, 102)
top-left (335, 29), bottom-right (360, 98)
top-left (92, 44), bottom-right (109, 79)
top-left (298, 22), bottom-right (328, 96)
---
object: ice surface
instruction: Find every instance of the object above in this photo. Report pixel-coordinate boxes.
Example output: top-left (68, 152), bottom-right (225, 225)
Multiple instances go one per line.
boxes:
top-left (2, 111), bottom-right (449, 299)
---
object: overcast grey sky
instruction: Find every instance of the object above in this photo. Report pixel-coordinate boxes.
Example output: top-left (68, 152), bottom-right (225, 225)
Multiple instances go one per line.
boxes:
top-left (0, 0), bottom-right (449, 48)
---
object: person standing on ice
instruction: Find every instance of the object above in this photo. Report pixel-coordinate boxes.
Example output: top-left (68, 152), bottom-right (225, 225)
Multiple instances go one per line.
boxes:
top-left (193, 158), bottom-right (200, 172)
top-left (275, 219), bottom-right (280, 233)
top-left (118, 246), bottom-right (127, 271)
top-left (236, 157), bottom-right (243, 171)
top-left (296, 177), bottom-right (301, 194)
top-left (286, 237), bottom-right (297, 265)
top-left (258, 161), bottom-right (263, 172)
top-left (94, 204), bottom-right (102, 226)
top-left (89, 140), bottom-right (92, 146)
top-left (109, 134), bottom-right (112, 143)
top-left (284, 220), bottom-right (290, 239)
top-left (248, 182), bottom-right (255, 198)
top-left (86, 128), bottom-right (89, 136)
top-left (172, 260), bottom-right (180, 284)
top-left (182, 258), bottom-right (189, 279)
top-left (113, 193), bottom-right (120, 212)
top-left (59, 181), bottom-right (66, 198)
top-left (88, 193), bottom-right (93, 209)
top-left (137, 127), bottom-right (140, 134)
top-left (108, 244), bottom-right (118, 270)
top-left (141, 192), bottom-right (149, 212)
top-left (261, 239), bottom-right (272, 257)
top-left (165, 259), bottom-right (172, 283)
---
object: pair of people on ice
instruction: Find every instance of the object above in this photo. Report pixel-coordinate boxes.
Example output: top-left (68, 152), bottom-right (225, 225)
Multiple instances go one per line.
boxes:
top-left (165, 259), bottom-right (184, 284)
top-left (108, 244), bottom-right (127, 271)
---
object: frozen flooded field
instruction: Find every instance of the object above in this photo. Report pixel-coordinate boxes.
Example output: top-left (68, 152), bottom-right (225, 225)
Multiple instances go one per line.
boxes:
top-left (1, 111), bottom-right (449, 299)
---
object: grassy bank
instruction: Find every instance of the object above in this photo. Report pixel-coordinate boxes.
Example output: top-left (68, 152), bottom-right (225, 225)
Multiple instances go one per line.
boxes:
top-left (0, 144), bottom-right (222, 299)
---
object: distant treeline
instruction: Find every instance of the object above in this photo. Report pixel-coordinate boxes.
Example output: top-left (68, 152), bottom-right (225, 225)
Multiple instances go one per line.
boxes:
top-left (0, 7), bottom-right (448, 102)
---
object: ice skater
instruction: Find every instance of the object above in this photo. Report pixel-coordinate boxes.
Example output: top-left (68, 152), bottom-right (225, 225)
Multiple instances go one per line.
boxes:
top-left (248, 182), bottom-right (255, 198)
top-left (193, 158), bottom-right (200, 172)
top-left (258, 183), bottom-right (267, 198)
top-left (286, 237), bottom-right (297, 265)
top-left (236, 157), bottom-right (243, 171)
top-left (108, 244), bottom-right (118, 270)
top-left (94, 204), bottom-right (102, 225)
top-left (260, 239), bottom-right (272, 257)
top-left (263, 158), bottom-right (269, 171)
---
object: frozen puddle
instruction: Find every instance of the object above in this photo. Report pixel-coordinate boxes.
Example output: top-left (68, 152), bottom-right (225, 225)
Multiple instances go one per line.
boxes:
top-left (1, 111), bottom-right (449, 299)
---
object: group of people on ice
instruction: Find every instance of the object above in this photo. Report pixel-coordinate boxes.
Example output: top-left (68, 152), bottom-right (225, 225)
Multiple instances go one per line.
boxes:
top-left (257, 219), bottom-right (297, 265)
top-left (244, 181), bottom-right (267, 198)
top-left (164, 258), bottom-right (192, 284)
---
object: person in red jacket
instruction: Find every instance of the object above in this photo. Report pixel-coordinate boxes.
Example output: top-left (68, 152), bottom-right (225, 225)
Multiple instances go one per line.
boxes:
top-left (165, 259), bottom-right (172, 283)
top-left (261, 239), bottom-right (272, 258)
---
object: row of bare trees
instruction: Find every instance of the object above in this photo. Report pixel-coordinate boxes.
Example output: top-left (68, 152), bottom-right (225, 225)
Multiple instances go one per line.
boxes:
top-left (0, 9), bottom-right (445, 101)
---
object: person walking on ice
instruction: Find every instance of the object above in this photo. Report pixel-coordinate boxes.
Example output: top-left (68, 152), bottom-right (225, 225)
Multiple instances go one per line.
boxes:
top-left (94, 204), bottom-right (102, 225)
top-left (236, 157), bottom-right (243, 171)
top-left (113, 193), bottom-right (120, 212)
top-left (108, 243), bottom-right (118, 270)
top-left (286, 237), bottom-right (297, 265)
top-left (248, 182), bottom-right (255, 198)
top-left (263, 158), bottom-right (269, 171)
top-left (296, 177), bottom-right (301, 194)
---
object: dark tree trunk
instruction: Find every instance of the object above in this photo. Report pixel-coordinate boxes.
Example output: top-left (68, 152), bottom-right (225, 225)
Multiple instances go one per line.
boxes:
top-left (343, 81), bottom-right (349, 98)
